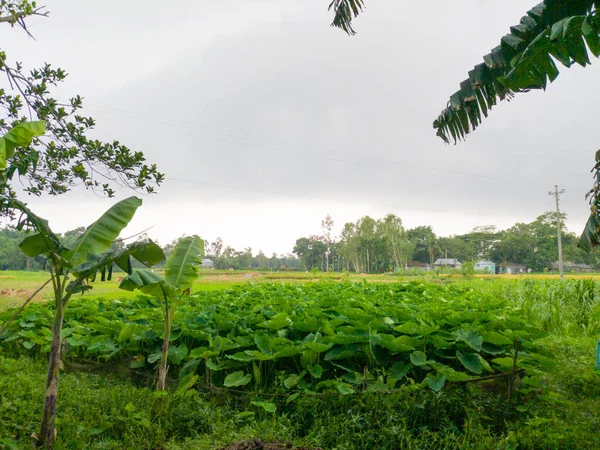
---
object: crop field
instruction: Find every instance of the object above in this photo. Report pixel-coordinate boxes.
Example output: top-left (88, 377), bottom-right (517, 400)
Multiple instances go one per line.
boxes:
top-left (1, 275), bottom-right (600, 449)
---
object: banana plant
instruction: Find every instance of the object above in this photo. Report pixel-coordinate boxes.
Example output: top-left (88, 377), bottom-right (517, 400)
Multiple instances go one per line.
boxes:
top-left (119, 235), bottom-right (204, 390)
top-left (16, 196), bottom-right (164, 449)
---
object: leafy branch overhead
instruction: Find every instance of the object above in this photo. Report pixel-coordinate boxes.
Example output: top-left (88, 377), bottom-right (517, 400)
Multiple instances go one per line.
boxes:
top-left (328, 0), bottom-right (365, 35)
top-left (0, 1), bottom-right (164, 207)
top-left (433, 1), bottom-right (599, 144)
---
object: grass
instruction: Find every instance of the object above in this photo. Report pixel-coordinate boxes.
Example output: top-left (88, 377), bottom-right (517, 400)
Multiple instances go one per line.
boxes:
top-left (2, 274), bottom-right (600, 448)
top-left (5, 269), bottom-right (600, 313)
top-left (1, 334), bottom-right (599, 449)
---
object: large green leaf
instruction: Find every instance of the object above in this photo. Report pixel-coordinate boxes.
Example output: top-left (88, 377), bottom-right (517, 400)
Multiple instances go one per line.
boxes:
top-left (434, 1), bottom-right (598, 144)
top-left (165, 235), bottom-right (204, 290)
top-left (0, 121), bottom-right (45, 169)
top-left (328, 0), bottom-right (365, 36)
top-left (119, 269), bottom-right (170, 299)
top-left (457, 351), bottom-right (483, 375)
top-left (13, 200), bottom-right (60, 256)
top-left (224, 371), bottom-right (252, 387)
top-left (65, 197), bottom-right (142, 266)
top-left (72, 241), bottom-right (165, 282)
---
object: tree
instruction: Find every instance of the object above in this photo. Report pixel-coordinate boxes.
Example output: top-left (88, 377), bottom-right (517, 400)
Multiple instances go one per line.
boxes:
top-left (293, 236), bottom-right (327, 271)
top-left (429, 1), bottom-right (600, 249)
top-left (321, 214), bottom-right (334, 271)
top-left (120, 236), bottom-right (203, 391)
top-left (327, 1), bottom-right (600, 251)
top-left (0, 2), bottom-right (162, 211)
top-left (407, 226), bottom-right (438, 265)
top-left (15, 197), bottom-right (164, 448)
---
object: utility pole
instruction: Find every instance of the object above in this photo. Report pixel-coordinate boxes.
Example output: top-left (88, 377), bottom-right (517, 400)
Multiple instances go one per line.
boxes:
top-left (548, 185), bottom-right (566, 281)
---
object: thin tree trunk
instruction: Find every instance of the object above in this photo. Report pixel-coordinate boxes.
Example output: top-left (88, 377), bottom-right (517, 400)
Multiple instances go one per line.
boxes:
top-left (157, 310), bottom-right (171, 391)
top-left (39, 302), bottom-right (65, 449)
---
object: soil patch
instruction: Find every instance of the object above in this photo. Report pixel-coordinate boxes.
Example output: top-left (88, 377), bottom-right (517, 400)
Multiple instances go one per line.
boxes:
top-left (0, 288), bottom-right (37, 299)
top-left (220, 439), bottom-right (318, 450)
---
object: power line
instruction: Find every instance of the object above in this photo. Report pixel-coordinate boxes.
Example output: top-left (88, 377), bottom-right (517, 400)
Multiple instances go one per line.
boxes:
top-left (87, 103), bottom-right (550, 191)
top-left (166, 176), bottom-right (500, 219)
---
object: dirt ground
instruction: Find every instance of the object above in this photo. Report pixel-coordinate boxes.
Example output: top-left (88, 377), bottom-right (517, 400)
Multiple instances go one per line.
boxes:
top-left (220, 439), bottom-right (318, 450)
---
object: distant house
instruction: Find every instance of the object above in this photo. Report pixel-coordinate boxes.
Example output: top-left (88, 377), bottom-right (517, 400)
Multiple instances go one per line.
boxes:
top-left (574, 263), bottom-right (594, 273)
top-left (200, 258), bottom-right (214, 269)
top-left (406, 260), bottom-right (431, 272)
top-left (474, 260), bottom-right (496, 274)
top-left (551, 261), bottom-right (593, 273)
top-left (433, 258), bottom-right (462, 269)
top-left (498, 263), bottom-right (526, 275)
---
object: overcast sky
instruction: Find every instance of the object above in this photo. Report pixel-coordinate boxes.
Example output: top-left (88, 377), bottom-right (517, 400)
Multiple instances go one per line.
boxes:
top-left (5, 0), bottom-right (600, 255)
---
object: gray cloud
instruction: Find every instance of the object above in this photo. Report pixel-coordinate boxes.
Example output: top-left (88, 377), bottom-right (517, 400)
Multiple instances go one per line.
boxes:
top-left (12, 0), bottom-right (600, 252)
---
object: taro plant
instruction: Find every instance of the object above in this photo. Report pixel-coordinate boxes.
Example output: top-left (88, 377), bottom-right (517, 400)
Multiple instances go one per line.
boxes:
top-left (14, 197), bottom-right (164, 449)
top-left (119, 235), bottom-right (204, 390)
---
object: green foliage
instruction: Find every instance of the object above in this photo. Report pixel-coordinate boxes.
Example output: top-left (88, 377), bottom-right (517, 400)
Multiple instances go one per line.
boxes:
top-left (0, 1), bottom-right (162, 206)
top-left (1, 282), bottom-right (550, 395)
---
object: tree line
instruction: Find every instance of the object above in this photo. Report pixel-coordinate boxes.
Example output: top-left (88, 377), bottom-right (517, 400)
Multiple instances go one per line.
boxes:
top-left (2, 210), bottom-right (596, 274)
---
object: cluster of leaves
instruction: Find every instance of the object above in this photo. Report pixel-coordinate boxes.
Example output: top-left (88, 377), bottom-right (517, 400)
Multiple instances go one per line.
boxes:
top-left (0, 282), bottom-right (551, 395)
top-left (0, 1), bottom-right (163, 207)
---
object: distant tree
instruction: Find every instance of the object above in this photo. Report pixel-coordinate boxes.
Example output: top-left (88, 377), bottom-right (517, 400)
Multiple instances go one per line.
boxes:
top-left (293, 236), bottom-right (327, 271)
top-left (407, 226), bottom-right (437, 265)
top-left (321, 214), bottom-right (334, 271)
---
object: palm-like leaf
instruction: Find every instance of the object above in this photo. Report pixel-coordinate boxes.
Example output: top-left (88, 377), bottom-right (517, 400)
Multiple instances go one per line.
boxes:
top-left (119, 268), bottom-right (171, 299)
top-left (72, 240), bottom-right (165, 281)
top-left (434, 0), bottom-right (598, 144)
top-left (65, 196), bottom-right (142, 266)
top-left (165, 235), bottom-right (204, 290)
top-left (328, 0), bottom-right (365, 35)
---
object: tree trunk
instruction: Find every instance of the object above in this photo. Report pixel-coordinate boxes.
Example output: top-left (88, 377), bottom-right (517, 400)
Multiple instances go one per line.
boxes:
top-left (157, 311), bottom-right (171, 391)
top-left (39, 304), bottom-right (65, 449)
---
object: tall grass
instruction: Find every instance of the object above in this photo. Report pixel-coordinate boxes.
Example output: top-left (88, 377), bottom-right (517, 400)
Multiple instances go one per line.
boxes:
top-left (477, 279), bottom-right (600, 337)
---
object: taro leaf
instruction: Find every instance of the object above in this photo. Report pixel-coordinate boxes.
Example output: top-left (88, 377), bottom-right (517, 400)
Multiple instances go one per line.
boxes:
top-left (367, 381), bottom-right (389, 392)
top-left (286, 392), bottom-right (300, 404)
top-left (426, 372), bottom-right (446, 392)
top-left (176, 373), bottom-right (199, 394)
top-left (394, 322), bottom-right (420, 334)
top-left (457, 351), bottom-right (483, 374)
top-left (148, 351), bottom-right (162, 364)
top-left (226, 352), bottom-right (254, 362)
top-left (129, 356), bottom-right (145, 368)
top-left (168, 343), bottom-right (188, 365)
top-left (482, 342), bottom-right (505, 355)
top-left (206, 359), bottom-right (226, 371)
top-left (284, 371), bottom-right (305, 389)
top-left (189, 347), bottom-right (219, 359)
top-left (254, 334), bottom-right (272, 354)
top-left (482, 331), bottom-right (512, 346)
top-left (179, 359), bottom-right (201, 379)
top-left (309, 364), bottom-right (323, 379)
top-left (324, 345), bottom-right (360, 361)
top-left (336, 382), bottom-right (355, 395)
top-left (491, 357), bottom-right (515, 370)
top-left (341, 371), bottom-right (363, 385)
top-left (380, 335), bottom-right (416, 353)
top-left (304, 342), bottom-right (333, 353)
top-left (260, 312), bottom-right (292, 330)
top-left (410, 351), bottom-right (428, 366)
top-left (224, 371), bottom-right (252, 387)
top-left (387, 361), bottom-right (413, 387)
top-left (251, 401), bottom-right (276, 413)
top-left (455, 330), bottom-right (483, 352)
top-left (430, 363), bottom-right (471, 381)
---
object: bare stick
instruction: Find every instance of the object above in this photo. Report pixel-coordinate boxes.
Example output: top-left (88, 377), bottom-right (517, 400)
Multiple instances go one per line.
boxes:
top-left (0, 278), bottom-right (51, 336)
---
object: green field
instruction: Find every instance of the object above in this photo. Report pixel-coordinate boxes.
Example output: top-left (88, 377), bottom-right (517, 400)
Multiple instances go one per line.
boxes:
top-left (1, 273), bottom-right (600, 449)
